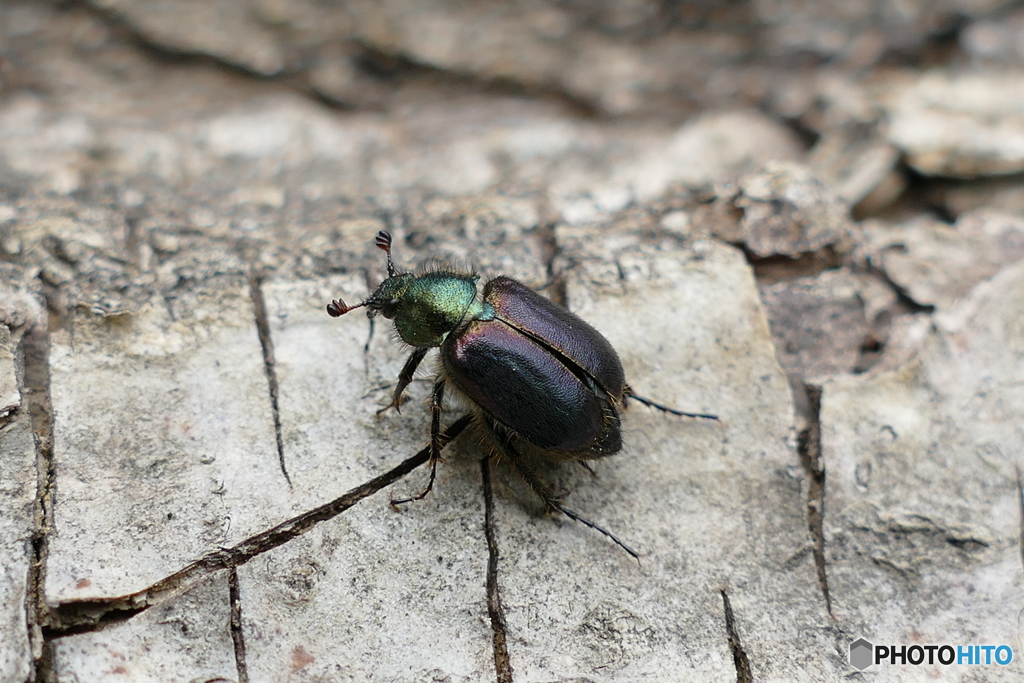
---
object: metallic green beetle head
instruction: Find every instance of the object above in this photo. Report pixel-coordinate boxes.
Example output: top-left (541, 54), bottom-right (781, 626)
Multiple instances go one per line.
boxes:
top-left (327, 231), bottom-right (486, 348)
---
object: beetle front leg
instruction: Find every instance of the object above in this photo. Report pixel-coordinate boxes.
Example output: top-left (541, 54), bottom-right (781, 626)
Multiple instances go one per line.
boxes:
top-left (377, 347), bottom-right (430, 416)
top-left (391, 378), bottom-right (446, 507)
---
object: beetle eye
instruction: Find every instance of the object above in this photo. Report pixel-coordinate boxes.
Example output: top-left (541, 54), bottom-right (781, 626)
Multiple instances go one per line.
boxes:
top-left (380, 298), bottom-right (400, 319)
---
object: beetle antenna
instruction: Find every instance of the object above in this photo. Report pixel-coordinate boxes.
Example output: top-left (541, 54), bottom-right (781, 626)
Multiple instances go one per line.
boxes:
top-left (328, 230), bottom-right (399, 317)
top-left (375, 230), bottom-right (397, 278)
top-left (326, 298), bottom-right (367, 317)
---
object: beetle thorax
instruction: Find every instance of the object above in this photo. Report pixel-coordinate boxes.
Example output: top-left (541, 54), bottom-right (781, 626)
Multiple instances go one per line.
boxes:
top-left (385, 271), bottom-right (488, 347)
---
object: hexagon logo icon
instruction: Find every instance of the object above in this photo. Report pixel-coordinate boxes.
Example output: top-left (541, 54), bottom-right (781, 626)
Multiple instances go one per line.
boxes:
top-left (850, 638), bottom-right (874, 670)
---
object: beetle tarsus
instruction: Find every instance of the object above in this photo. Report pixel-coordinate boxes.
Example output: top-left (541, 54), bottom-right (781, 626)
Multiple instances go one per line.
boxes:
top-left (554, 505), bottom-right (640, 562)
top-left (390, 454), bottom-right (440, 507)
top-left (376, 401), bottom-right (402, 417)
top-left (626, 390), bottom-right (719, 422)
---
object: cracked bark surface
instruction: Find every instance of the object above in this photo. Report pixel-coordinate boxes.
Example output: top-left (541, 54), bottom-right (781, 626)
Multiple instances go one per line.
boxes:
top-left (1, 1), bottom-right (1023, 681)
top-left (0, 328), bottom-right (36, 682)
top-left (820, 262), bottom-right (1024, 682)
top-left (483, 235), bottom-right (829, 680)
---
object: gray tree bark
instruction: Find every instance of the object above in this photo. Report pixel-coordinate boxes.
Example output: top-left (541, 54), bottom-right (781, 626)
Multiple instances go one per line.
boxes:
top-left (1, 1), bottom-right (1023, 681)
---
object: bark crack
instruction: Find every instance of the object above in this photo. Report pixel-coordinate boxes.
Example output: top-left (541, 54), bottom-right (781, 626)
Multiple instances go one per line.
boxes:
top-left (248, 274), bottom-right (291, 486)
top-left (228, 568), bottom-right (249, 683)
top-left (796, 383), bottom-right (832, 616)
top-left (481, 457), bottom-right (514, 683)
top-left (720, 589), bottom-right (752, 683)
top-left (1016, 467), bottom-right (1024, 579)
top-left (42, 415), bottom-right (474, 636)
top-left (21, 321), bottom-right (57, 680)
top-left (78, 0), bottom-right (600, 116)
top-left (862, 261), bottom-right (936, 314)
top-left (537, 216), bottom-right (567, 309)
top-left (76, 0), bottom-right (288, 80)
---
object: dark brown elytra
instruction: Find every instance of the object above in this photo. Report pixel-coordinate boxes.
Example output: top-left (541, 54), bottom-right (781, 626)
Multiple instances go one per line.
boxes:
top-left (328, 231), bottom-right (718, 559)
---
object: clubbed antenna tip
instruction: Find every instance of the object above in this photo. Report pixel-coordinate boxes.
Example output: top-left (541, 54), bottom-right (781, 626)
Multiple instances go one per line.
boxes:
top-left (327, 298), bottom-right (366, 317)
top-left (327, 231), bottom-right (397, 318)
top-left (376, 230), bottom-right (396, 277)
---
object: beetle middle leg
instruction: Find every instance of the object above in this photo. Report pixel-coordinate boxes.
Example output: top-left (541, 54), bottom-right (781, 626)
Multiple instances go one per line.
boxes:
top-left (482, 418), bottom-right (639, 561)
top-left (391, 378), bottom-right (446, 507)
top-left (377, 347), bottom-right (430, 416)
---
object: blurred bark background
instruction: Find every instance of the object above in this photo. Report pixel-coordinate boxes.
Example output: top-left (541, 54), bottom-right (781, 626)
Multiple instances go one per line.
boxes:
top-left (1, 1), bottom-right (1023, 681)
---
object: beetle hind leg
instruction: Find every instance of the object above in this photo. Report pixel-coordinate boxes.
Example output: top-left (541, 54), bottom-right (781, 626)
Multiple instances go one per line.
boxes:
top-left (624, 387), bottom-right (719, 422)
top-left (482, 419), bottom-right (639, 561)
top-left (391, 378), bottom-right (447, 507)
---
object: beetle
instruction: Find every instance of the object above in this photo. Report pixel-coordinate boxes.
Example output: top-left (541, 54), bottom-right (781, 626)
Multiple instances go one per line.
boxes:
top-left (328, 231), bottom-right (717, 558)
